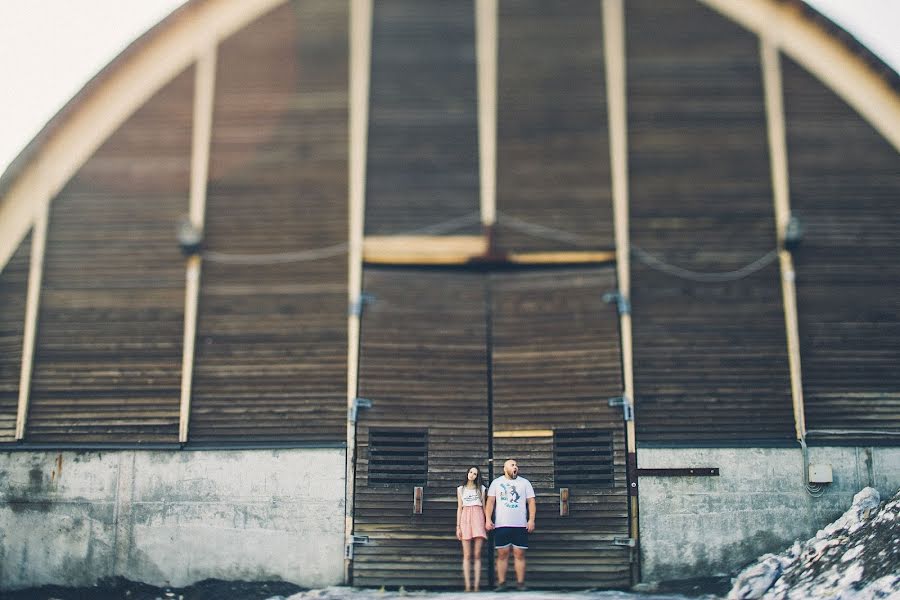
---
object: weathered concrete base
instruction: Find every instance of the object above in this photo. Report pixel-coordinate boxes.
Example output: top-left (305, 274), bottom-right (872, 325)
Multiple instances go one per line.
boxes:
top-left (637, 446), bottom-right (900, 583)
top-left (0, 448), bottom-right (345, 590)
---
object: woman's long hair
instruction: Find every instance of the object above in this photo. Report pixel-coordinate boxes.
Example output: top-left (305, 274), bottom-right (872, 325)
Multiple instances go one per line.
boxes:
top-left (461, 466), bottom-right (484, 490)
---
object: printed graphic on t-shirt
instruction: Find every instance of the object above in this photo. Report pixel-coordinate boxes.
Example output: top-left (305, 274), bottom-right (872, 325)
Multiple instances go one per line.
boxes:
top-left (489, 476), bottom-right (535, 528)
top-left (459, 485), bottom-right (485, 506)
top-left (498, 482), bottom-right (521, 509)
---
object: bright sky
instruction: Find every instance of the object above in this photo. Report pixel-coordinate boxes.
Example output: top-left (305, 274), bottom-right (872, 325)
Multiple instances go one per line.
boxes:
top-left (0, 0), bottom-right (897, 179)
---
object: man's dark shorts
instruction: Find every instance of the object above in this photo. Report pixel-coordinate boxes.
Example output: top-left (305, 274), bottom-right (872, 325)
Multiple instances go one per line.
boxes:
top-left (494, 526), bottom-right (528, 549)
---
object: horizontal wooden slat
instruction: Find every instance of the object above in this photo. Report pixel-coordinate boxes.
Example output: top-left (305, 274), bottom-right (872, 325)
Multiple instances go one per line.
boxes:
top-left (495, 0), bottom-right (613, 253)
top-left (0, 232), bottom-right (31, 442)
top-left (189, 0), bottom-right (348, 443)
top-left (364, 0), bottom-right (480, 236)
top-left (783, 57), bottom-right (900, 443)
top-left (26, 66), bottom-right (194, 444)
top-left (626, 0), bottom-right (794, 444)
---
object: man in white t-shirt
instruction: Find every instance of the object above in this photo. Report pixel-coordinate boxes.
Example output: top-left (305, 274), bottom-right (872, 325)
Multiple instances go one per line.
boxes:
top-left (484, 459), bottom-right (536, 591)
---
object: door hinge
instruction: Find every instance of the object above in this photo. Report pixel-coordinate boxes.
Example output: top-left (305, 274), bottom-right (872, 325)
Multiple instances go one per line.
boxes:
top-left (613, 537), bottom-right (636, 547)
top-left (602, 290), bottom-right (631, 315)
top-left (349, 293), bottom-right (375, 317)
top-left (608, 395), bottom-right (634, 421)
top-left (345, 534), bottom-right (370, 560)
top-left (348, 397), bottom-right (373, 423)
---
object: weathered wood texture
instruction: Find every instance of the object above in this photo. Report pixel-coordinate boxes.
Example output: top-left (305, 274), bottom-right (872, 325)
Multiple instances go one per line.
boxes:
top-left (783, 57), bottom-right (900, 444)
top-left (26, 69), bottom-right (193, 443)
top-left (353, 270), bottom-right (490, 588)
top-left (364, 0), bottom-right (481, 236)
top-left (626, 0), bottom-right (794, 443)
top-left (0, 233), bottom-right (31, 442)
top-left (190, 0), bottom-right (348, 443)
top-left (491, 269), bottom-right (630, 588)
top-left (495, 0), bottom-right (613, 252)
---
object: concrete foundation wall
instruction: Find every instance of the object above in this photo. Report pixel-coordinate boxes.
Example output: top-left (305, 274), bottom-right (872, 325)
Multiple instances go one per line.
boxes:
top-left (0, 448), bottom-right (346, 590)
top-left (637, 446), bottom-right (900, 582)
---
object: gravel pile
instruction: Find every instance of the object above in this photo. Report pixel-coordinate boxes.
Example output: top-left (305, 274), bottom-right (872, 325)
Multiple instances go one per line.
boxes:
top-left (728, 487), bottom-right (900, 599)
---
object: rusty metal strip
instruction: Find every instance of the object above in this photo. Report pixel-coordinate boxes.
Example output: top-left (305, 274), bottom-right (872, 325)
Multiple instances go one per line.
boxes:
top-left (636, 468), bottom-right (720, 477)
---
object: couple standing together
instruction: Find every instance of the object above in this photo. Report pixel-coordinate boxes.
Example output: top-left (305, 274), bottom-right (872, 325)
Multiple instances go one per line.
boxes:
top-left (456, 459), bottom-right (536, 592)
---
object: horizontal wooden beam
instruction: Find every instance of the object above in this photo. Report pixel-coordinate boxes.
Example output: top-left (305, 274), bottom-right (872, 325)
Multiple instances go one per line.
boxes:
top-left (507, 251), bottom-right (615, 265)
top-left (363, 236), bottom-right (614, 266)
top-left (363, 235), bottom-right (488, 265)
top-left (493, 429), bottom-right (554, 438)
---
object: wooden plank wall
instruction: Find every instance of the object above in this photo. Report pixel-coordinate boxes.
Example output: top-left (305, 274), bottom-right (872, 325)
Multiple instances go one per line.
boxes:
top-left (190, 0), bottom-right (348, 443)
top-left (0, 232), bottom-right (31, 441)
top-left (364, 0), bottom-right (481, 236)
top-left (782, 57), bottom-right (900, 443)
top-left (626, 0), bottom-right (794, 444)
top-left (491, 268), bottom-right (630, 588)
top-left (26, 69), bottom-right (193, 443)
top-left (353, 269), bottom-right (489, 588)
top-left (495, 0), bottom-right (613, 252)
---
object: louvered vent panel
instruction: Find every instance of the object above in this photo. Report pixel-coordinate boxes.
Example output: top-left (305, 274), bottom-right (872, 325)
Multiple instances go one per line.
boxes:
top-left (367, 430), bottom-right (428, 485)
top-left (554, 430), bottom-right (615, 488)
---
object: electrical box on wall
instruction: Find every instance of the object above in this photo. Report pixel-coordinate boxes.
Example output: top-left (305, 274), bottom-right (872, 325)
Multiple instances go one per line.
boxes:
top-left (809, 463), bottom-right (833, 484)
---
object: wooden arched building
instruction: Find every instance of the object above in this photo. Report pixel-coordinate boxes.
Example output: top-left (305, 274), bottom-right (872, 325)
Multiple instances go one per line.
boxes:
top-left (1, 0), bottom-right (898, 591)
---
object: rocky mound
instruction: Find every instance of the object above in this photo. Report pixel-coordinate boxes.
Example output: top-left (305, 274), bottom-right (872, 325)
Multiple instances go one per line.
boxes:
top-left (728, 487), bottom-right (900, 599)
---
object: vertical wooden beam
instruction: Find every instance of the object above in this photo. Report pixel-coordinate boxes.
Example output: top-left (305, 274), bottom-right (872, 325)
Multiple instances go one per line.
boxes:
top-left (345, 0), bottom-right (373, 583)
top-left (476, 0), bottom-right (498, 228)
top-left (761, 39), bottom-right (807, 441)
top-left (179, 45), bottom-right (217, 444)
top-left (603, 0), bottom-right (640, 579)
top-left (14, 208), bottom-right (48, 440)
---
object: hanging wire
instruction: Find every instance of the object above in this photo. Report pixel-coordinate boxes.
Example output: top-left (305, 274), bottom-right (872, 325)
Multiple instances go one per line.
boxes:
top-left (630, 246), bottom-right (779, 283)
top-left (495, 210), bottom-right (779, 283)
top-left (201, 207), bottom-right (778, 281)
top-left (495, 211), bottom-right (593, 247)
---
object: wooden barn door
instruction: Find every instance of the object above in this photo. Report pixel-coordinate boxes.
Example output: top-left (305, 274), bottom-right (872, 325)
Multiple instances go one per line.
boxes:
top-left (352, 266), bottom-right (631, 588)
top-left (352, 269), bottom-right (491, 587)
top-left (490, 268), bottom-right (632, 589)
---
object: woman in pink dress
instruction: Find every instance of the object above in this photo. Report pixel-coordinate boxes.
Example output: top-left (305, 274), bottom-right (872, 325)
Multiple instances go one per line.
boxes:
top-left (456, 466), bottom-right (488, 592)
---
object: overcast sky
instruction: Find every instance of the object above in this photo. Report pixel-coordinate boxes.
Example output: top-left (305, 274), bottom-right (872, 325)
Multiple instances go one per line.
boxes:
top-left (0, 0), bottom-right (897, 178)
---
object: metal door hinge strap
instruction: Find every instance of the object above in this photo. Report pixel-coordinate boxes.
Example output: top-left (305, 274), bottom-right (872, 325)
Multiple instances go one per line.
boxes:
top-left (602, 290), bottom-right (631, 315)
top-left (345, 535), bottom-right (370, 560)
top-left (636, 468), bottom-right (719, 477)
top-left (349, 397), bottom-right (373, 423)
top-left (608, 395), bottom-right (634, 421)
top-left (349, 293), bottom-right (375, 316)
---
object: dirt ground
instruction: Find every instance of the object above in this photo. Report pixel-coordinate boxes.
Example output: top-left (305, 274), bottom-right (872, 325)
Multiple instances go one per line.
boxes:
top-left (0, 578), bottom-right (732, 600)
top-left (0, 578), bottom-right (306, 600)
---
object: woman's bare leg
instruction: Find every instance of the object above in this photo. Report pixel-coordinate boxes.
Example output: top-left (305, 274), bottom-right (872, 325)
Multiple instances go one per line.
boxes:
top-left (472, 538), bottom-right (484, 591)
top-left (461, 538), bottom-right (472, 591)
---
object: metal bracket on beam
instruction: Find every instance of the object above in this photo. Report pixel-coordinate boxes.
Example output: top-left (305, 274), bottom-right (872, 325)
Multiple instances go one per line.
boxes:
top-left (613, 537), bottom-right (636, 547)
top-left (349, 397), bottom-right (373, 423)
top-left (345, 534), bottom-right (370, 560)
top-left (602, 290), bottom-right (631, 315)
top-left (608, 395), bottom-right (634, 421)
top-left (349, 293), bottom-right (375, 317)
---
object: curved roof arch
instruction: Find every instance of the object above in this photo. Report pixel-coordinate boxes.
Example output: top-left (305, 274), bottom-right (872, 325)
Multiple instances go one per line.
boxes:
top-left (0, 0), bottom-right (899, 271)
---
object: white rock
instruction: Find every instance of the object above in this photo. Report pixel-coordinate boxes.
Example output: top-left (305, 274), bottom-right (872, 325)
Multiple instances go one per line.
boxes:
top-left (728, 555), bottom-right (784, 599)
